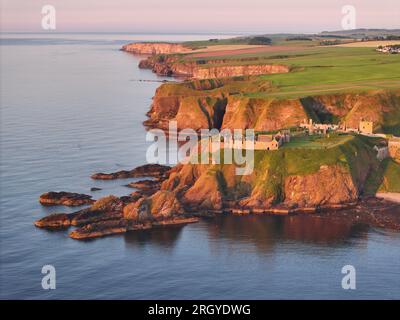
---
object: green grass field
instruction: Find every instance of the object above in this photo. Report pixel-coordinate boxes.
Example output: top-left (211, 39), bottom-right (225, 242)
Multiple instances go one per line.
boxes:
top-left (181, 45), bottom-right (400, 98)
top-left (255, 47), bottom-right (400, 98)
top-left (282, 134), bottom-right (353, 149)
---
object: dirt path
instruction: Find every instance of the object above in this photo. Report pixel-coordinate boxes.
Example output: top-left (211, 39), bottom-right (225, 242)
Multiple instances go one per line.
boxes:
top-left (376, 193), bottom-right (400, 203)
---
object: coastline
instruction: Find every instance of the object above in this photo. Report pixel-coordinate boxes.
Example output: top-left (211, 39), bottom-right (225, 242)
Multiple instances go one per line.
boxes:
top-left (34, 40), bottom-right (400, 240)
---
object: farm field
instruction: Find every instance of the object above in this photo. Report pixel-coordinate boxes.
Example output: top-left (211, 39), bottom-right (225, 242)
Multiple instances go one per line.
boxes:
top-left (335, 40), bottom-right (400, 47)
top-left (181, 45), bottom-right (400, 98)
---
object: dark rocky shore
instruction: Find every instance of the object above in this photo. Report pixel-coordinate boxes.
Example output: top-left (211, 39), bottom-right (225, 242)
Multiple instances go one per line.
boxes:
top-left (35, 163), bottom-right (400, 240)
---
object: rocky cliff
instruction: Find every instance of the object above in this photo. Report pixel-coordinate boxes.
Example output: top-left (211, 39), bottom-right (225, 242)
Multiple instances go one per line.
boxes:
top-left (35, 136), bottom-right (400, 240)
top-left (121, 42), bottom-right (192, 54)
top-left (193, 64), bottom-right (290, 79)
top-left (300, 91), bottom-right (400, 133)
top-left (145, 78), bottom-right (400, 134)
top-left (158, 135), bottom-right (378, 212)
top-left (137, 54), bottom-right (289, 79)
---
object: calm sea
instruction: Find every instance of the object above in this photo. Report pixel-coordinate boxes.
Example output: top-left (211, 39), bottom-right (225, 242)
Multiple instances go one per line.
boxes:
top-left (0, 33), bottom-right (399, 299)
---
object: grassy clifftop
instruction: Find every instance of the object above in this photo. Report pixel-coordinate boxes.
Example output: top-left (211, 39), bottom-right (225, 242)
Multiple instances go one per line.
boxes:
top-left (150, 77), bottom-right (400, 134)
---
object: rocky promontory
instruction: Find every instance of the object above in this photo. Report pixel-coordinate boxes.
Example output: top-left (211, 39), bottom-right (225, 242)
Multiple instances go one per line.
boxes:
top-left (35, 155), bottom-right (400, 239)
top-left (35, 133), bottom-right (400, 240)
top-left (35, 167), bottom-right (199, 239)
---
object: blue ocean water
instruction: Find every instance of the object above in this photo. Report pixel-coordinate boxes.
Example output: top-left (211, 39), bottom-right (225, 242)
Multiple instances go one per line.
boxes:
top-left (0, 33), bottom-right (399, 299)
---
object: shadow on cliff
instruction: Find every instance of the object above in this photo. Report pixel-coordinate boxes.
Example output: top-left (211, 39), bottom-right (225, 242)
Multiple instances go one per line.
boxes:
top-left (300, 97), bottom-right (339, 124)
top-left (364, 158), bottom-right (390, 195)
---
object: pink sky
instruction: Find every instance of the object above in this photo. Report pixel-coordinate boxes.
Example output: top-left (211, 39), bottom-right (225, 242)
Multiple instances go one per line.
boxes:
top-left (1, 0), bottom-right (399, 33)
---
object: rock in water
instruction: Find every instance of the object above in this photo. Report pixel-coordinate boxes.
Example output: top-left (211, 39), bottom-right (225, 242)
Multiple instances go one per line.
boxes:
top-left (39, 191), bottom-right (94, 206)
top-left (35, 191), bottom-right (198, 240)
top-left (91, 164), bottom-right (171, 180)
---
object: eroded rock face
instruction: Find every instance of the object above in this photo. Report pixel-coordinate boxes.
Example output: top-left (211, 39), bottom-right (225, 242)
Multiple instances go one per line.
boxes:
top-left (221, 96), bottom-right (308, 131)
top-left (284, 165), bottom-right (359, 207)
top-left (149, 190), bottom-right (184, 217)
top-left (193, 64), bottom-right (289, 79)
top-left (39, 192), bottom-right (94, 206)
top-left (175, 97), bottom-right (227, 131)
top-left (126, 179), bottom-right (161, 195)
top-left (123, 198), bottom-right (151, 221)
top-left (122, 43), bottom-right (192, 55)
top-left (181, 171), bottom-right (223, 211)
top-left (89, 195), bottom-right (125, 212)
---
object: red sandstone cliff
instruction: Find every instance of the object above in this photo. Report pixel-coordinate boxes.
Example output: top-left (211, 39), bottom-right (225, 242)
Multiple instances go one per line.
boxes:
top-left (159, 162), bottom-right (361, 211)
top-left (145, 81), bottom-right (400, 134)
top-left (122, 42), bottom-right (192, 54)
top-left (137, 54), bottom-right (289, 79)
top-left (193, 64), bottom-right (289, 79)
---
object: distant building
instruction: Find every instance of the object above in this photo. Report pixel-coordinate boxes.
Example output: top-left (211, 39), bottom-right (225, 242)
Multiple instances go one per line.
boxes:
top-left (299, 119), bottom-right (338, 135)
top-left (300, 119), bottom-right (376, 135)
top-left (207, 129), bottom-right (291, 152)
top-left (376, 45), bottom-right (400, 54)
top-left (359, 121), bottom-right (374, 134)
top-left (255, 134), bottom-right (280, 150)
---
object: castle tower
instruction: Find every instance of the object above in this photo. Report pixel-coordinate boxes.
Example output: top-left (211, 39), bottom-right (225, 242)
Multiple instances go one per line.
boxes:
top-left (359, 120), bottom-right (373, 134)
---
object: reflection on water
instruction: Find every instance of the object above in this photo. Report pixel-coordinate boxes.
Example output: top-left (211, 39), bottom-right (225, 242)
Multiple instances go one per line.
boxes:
top-left (177, 214), bottom-right (369, 252)
top-left (121, 213), bottom-right (370, 254)
top-left (282, 215), bottom-right (369, 244)
top-left (124, 225), bottom-right (185, 248)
